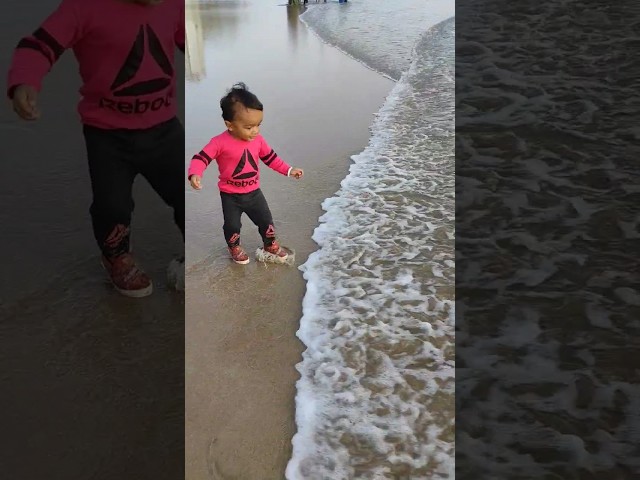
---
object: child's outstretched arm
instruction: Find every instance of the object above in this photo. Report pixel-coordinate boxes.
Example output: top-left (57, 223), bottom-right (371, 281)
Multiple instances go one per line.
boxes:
top-left (187, 137), bottom-right (220, 190)
top-left (258, 137), bottom-right (304, 180)
top-left (7, 0), bottom-right (83, 120)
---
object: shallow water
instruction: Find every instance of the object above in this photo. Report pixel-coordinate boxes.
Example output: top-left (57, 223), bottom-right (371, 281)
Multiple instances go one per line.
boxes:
top-left (287, 2), bottom-right (455, 478)
top-left (298, 0), bottom-right (453, 81)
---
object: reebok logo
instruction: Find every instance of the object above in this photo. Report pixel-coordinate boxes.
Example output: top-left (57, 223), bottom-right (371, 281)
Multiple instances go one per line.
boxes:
top-left (99, 24), bottom-right (174, 115)
top-left (226, 150), bottom-right (260, 188)
top-left (265, 225), bottom-right (275, 238)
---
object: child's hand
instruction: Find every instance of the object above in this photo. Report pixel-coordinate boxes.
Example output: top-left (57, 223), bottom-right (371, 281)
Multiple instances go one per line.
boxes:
top-left (11, 85), bottom-right (40, 121)
top-left (290, 168), bottom-right (304, 179)
top-left (189, 174), bottom-right (202, 190)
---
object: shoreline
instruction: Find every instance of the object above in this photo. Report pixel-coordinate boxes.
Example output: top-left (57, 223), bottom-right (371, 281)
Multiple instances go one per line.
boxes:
top-left (298, 7), bottom-right (400, 82)
top-left (185, 1), bottom-right (394, 478)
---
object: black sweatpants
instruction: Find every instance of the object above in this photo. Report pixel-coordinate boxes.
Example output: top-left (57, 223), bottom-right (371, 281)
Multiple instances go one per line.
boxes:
top-left (220, 189), bottom-right (276, 248)
top-left (83, 117), bottom-right (185, 258)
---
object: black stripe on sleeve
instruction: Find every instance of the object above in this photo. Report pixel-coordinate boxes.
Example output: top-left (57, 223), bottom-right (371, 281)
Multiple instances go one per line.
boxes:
top-left (260, 149), bottom-right (274, 160)
top-left (192, 154), bottom-right (208, 166)
top-left (199, 150), bottom-right (213, 165)
top-left (33, 28), bottom-right (65, 61)
top-left (16, 38), bottom-right (54, 65)
top-left (263, 151), bottom-right (278, 165)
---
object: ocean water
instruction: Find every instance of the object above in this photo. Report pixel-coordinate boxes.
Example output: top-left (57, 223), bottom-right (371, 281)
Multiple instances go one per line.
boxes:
top-left (287, 2), bottom-right (455, 478)
top-left (455, 2), bottom-right (640, 478)
top-left (297, 0), bottom-right (453, 81)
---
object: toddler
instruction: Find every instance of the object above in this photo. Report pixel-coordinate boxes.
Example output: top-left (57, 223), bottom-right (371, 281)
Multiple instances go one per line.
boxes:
top-left (187, 83), bottom-right (304, 264)
top-left (7, 0), bottom-right (185, 296)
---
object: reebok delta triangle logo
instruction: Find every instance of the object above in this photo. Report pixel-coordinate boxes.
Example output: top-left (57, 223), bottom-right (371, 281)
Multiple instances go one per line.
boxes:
top-left (265, 225), bottom-right (275, 238)
top-left (232, 150), bottom-right (258, 179)
top-left (99, 24), bottom-right (174, 115)
top-left (226, 150), bottom-right (260, 188)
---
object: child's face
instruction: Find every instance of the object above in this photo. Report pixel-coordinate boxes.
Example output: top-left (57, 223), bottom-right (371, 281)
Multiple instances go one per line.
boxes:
top-left (225, 107), bottom-right (263, 142)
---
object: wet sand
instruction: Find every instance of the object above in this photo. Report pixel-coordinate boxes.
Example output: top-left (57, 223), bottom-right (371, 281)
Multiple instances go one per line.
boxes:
top-left (184, 1), bottom-right (394, 478)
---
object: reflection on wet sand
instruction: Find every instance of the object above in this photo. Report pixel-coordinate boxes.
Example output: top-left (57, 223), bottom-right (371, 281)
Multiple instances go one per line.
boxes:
top-left (185, 0), bottom-right (243, 44)
top-left (185, 6), bottom-right (205, 82)
top-left (287, 4), bottom-right (306, 48)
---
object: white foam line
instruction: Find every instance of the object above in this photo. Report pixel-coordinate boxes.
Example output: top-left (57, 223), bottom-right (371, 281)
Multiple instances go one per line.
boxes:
top-left (286, 15), bottom-right (454, 480)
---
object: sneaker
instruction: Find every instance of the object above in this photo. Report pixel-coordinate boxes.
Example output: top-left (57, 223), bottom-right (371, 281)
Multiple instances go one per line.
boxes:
top-left (167, 255), bottom-right (185, 291)
top-left (229, 245), bottom-right (250, 264)
top-left (264, 241), bottom-right (288, 260)
top-left (101, 253), bottom-right (153, 297)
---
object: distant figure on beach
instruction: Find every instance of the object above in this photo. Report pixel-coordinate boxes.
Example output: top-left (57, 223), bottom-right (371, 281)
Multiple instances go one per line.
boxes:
top-left (6, 0), bottom-right (185, 297)
top-left (187, 83), bottom-right (304, 265)
top-left (292, 0), bottom-right (327, 5)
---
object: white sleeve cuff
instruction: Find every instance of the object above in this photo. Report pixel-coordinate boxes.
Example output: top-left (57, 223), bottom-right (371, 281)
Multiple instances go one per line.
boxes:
top-left (287, 167), bottom-right (292, 177)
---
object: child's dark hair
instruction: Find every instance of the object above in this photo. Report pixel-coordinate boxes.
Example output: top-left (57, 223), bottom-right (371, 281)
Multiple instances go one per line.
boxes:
top-left (220, 82), bottom-right (263, 121)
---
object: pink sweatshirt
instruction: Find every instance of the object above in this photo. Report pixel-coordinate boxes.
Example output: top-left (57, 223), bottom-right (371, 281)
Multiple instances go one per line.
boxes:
top-left (188, 131), bottom-right (292, 195)
top-left (6, 0), bottom-right (184, 130)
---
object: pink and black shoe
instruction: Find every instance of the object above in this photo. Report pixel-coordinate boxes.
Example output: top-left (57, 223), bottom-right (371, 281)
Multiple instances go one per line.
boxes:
top-left (102, 253), bottom-right (153, 297)
top-left (229, 245), bottom-right (250, 264)
top-left (264, 240), bottom-right (288, 260)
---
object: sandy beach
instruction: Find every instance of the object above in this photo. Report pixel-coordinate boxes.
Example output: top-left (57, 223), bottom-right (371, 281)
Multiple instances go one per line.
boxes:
top-left (184, 1), bottom-right (394, 478)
